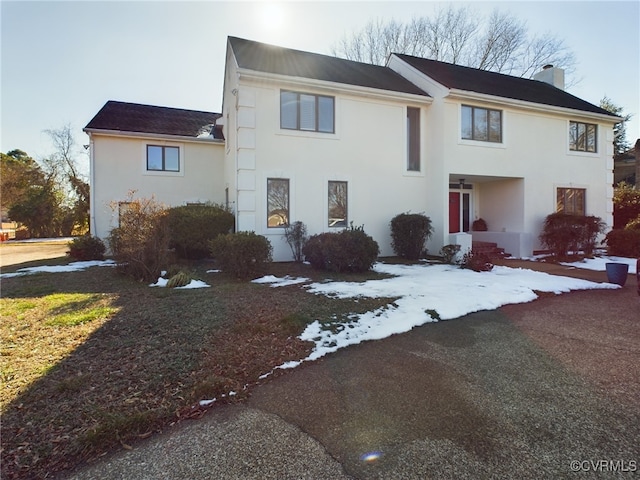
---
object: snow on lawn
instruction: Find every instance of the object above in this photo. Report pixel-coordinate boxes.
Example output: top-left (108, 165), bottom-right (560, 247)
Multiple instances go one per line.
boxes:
top-left (260, 262), bottom-right (621, 376)
top-left (251, 275), bottom-right (310, 287)
top-left (561, 256), bottom-right (637, 274)
top-left (149, 276), bottom-right (210, 289)
top-left (0, 259), bottom-right (116, 278)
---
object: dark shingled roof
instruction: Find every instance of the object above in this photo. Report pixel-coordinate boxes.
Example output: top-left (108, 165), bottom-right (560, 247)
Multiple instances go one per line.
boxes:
top-left (84, 101), bottom-right (224, 139)
top-left (394, 54), bottom-right (616, 117)
top-left (229, 36), bottom-right (428, 98)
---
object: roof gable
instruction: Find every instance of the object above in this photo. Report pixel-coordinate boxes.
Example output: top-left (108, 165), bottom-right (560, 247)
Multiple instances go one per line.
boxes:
top-left (394, 54), bottom-right (616, 118)
top-left (84, 101), bottom-right (223, 139)
top-left (229, 36), bottom-right (428, 98)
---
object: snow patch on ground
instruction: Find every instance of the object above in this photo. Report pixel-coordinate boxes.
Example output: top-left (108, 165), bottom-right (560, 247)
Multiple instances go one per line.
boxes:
top-left (0, 259), bottom-right (116, 278)
top-left (561, 256), bottom-right (637, 274)
top-left (252, 275), bottom-right (310, 287)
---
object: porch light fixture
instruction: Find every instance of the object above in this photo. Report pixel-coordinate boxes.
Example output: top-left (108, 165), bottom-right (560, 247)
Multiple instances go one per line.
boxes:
top-left (459, 178), bottom-right (465, 188)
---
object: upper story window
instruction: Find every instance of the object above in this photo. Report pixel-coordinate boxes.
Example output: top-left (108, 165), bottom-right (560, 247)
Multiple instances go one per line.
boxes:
top-left (280, 91), bottom-right (334, 133)
top-left (461, 105), bottom-right (502, 143)
top-left (147, 145), bottom-right (179, 172)
top-left (407, 107), bottom-right (420, 171)
top-left (569, 121), bottom-right (597, 152)
top-left (267, 178), bottom-right (289, 228)
top-left (557, 187), bottom-right (585, 216)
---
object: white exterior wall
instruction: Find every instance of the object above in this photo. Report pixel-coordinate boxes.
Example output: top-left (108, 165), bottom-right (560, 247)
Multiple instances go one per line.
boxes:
top-left (224, 76), bottom-right (432, 261)
top-left (90, 134), bottom-right (225, 241)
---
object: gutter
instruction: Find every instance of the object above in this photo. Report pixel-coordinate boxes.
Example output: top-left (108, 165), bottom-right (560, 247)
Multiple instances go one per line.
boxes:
top-left (447, 89), bottom-right (622, 124)
top-left (82, 128), bottom-right (226, 145)
top-left (236, 68), bottom-right (432, 105)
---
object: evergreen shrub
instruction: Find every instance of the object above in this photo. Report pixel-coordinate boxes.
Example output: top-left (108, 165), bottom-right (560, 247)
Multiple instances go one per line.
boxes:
top-left (390, 213), bottom-right (433, 260)
top-left (210, 232), bottom-right (272, 279)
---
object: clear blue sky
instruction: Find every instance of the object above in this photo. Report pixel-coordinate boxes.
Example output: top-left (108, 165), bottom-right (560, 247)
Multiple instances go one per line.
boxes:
top-left (2, 0), bottom-right (639, 166)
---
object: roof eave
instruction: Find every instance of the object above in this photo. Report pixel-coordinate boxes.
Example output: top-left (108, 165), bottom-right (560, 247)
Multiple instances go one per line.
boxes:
top-left (83, 128), bottom-right (225, 144)
top-left (448, 89), bottom-right (622, 123)
top-left (236, 68), bottom-right (431, 104)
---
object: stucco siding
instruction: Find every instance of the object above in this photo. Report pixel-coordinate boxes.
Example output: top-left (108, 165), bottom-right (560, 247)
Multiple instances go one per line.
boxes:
top-left (91, 134), bottom-right (225, 241)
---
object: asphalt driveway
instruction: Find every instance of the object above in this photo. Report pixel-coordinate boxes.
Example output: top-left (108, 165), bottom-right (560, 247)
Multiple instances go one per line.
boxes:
top-left (0, 238), bottom-right (71, 268)
top-left (66, 263), bottom-right (639, 480)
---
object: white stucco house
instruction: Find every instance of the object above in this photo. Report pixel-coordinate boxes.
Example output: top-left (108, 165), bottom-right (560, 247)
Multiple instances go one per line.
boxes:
top-left (84, 36), bottom-right (620, 261)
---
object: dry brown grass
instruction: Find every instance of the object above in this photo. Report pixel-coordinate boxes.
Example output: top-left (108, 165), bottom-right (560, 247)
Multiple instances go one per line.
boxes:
top-left (0, 259), bottom-right (394, 479)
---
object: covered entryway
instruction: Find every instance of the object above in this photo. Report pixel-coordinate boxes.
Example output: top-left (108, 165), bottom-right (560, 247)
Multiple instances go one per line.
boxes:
top-left (449, 181), bottom-right (473, 233)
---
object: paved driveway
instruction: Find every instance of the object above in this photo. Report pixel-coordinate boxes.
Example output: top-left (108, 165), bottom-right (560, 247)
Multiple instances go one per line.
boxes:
top-left (67, 265), bottom-right (639, 480)
top-left (0, 238), bottom-right (71, 268)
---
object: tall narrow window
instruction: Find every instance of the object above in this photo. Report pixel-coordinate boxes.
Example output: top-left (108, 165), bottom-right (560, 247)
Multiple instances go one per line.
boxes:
top-left (569, 121), bottom-right (597, 152)
top-left (407, 107), bottom-right (420, 171)
top-left (280, 91), bottom-right (334, 133)
top-left (267, 178), bottom-right (289, 227)
top-left (461, 105), bottom-right (502, 143)
top-left (328, 181), bottom-right (348, 227)
top-left (147, 145), bottom-right (179, 171)
top-left (557, 188), bottom-right (586, 215)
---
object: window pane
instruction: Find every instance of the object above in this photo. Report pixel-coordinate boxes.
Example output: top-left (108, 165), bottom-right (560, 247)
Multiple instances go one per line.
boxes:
top-left (586, 124), bottom-right (596, 152)
top-left (473, 108), bottom-right (488, 141)
top-left (557, 188), bottom-right (586, 215)
top-left (576, 123), bottom-right (586, 151)
top-left (267, 178), bottom-right (289, 227)
top-left (318, 96), bottom-right (334, 133)
top-left (461, 106), bottom-right (472, 139)
top-left (281, 91), bottom-right (298, 129)
top-left (328, 181), bottom-right (347, 227)
top-left (299, 94), bottom-right (316, 131)
top-left (489, 110), bottom-right (501, 142)
top-left (407, 107), bottom-right (420, 171)
top-left (569, 122), bottom-right (578, 150)
top-left (147, 146), bottom-right (163, 170)
top-left (164, 147), bottom-right (179, 171)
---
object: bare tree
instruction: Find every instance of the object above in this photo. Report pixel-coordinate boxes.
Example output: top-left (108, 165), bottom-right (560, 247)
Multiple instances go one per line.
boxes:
top-left (42, 124), bottom-right (90, 233)
top-left (332, 5), bottom-right (577, 84)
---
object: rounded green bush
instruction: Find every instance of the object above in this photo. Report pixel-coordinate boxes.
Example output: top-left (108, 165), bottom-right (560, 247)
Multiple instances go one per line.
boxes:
top-left (390, 213), bottom-right (433, 260)
top-left (168, 204), bottom-right (234, 259)
top-left (67, 235), bottom-right (106, 261)
top-left (302, 225), bottom-right (379, 273)
top-left (209, 232), bottom-right (272, 279)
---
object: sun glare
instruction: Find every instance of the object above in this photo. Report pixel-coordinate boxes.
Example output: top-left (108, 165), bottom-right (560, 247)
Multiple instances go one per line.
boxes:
top-left (258, 2), bottom-right (286, 31)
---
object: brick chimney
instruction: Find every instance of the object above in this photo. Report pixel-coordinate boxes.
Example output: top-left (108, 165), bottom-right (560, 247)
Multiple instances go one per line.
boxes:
top-left (533, 64), bottom-right (565, 90)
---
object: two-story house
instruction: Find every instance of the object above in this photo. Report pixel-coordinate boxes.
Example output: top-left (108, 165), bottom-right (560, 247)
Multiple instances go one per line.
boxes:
top-left (85, 36), bottom-right (620, 261)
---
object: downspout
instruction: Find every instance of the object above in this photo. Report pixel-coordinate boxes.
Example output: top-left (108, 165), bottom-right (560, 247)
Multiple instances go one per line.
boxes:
top-left (88, 133), bottom-right (97, 236)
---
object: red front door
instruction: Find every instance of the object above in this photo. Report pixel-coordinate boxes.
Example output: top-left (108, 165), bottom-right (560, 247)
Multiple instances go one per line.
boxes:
top-left (449, 192), bottom-right (460, 233)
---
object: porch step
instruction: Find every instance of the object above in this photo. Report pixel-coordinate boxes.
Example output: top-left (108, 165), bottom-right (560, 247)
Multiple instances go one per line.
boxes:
top-left (472, 241), bottom-right (510, 259)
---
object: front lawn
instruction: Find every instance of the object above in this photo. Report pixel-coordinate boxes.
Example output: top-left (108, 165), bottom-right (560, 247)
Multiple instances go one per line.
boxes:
top-left (0, 260), bottom-right (392, 479)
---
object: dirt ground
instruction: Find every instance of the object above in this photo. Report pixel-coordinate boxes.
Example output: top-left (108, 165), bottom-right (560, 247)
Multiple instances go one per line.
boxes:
top-left (0, 239), bottom-right (71, 269)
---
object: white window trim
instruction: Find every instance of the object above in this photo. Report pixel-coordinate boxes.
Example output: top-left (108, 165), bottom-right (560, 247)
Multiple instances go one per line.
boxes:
top-left (403, 106), bottom-right (425, 177)
top-left (141, 142), bottom-right (185, 177)
top-left (323, 174), bottom-right (351, 232)
top-left (262, 171), bottom-right (296, 234)
top-left (566, 120), bottom-right (599, 157)
top-left (554, 183), bottom-right (588, 215)
top-left (275, 90), bottom-right (341, 140)
top-left (457, 104), bottom-right (506, 149)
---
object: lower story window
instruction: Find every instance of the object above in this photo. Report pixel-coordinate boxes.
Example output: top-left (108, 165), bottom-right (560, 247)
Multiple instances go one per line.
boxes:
top-left (328, 181), bottom-right (348, 227)
top-left (557, 187), bottom-right (585, 215)
top-left (267, 178), bottom-right (289, 227)
top-left (147, 145), bottom-right (179, 171)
